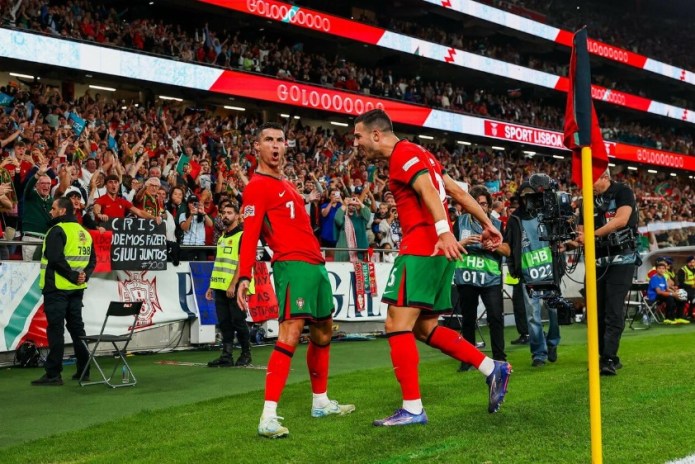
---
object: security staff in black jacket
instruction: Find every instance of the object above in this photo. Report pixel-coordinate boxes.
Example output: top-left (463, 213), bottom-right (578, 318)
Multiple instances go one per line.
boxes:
top-left (31, 196), bottom-right (96, 386)
top-left (571, 169), bottom-right (639, 376)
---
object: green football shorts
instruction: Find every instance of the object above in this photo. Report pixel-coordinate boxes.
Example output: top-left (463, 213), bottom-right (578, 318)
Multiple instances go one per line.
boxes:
top-left (382, 255), bottom-right (455, 312)
top-left (272, 261), bottom-right (335, 323)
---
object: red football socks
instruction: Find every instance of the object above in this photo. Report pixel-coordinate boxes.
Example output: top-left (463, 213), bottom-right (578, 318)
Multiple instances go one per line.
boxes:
top-left (387, 331), bottom-right (421, 400)
top-left (427, 326), bottom-right (485, 367)
top-left (307, 340), bottom-right (330, 394)
top-left (264, 341), bottom-right (295, 402)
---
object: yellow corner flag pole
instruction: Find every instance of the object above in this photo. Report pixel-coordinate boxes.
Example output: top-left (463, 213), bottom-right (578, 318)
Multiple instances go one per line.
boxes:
top-left (581, 146), bottom-right (603, 464)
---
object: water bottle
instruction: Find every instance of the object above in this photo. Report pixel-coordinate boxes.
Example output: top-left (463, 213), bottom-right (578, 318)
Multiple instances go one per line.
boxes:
top-left (642, 314), bottom-right (649, 326)
top-left (121, 365), bottom-right (129, 384)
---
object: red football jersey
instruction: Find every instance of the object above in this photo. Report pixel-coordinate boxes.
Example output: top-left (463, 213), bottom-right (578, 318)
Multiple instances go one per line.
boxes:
top-left (389, 140), bottom-right (448, 256)
top-left (238, 172), bottom-right (324, 280)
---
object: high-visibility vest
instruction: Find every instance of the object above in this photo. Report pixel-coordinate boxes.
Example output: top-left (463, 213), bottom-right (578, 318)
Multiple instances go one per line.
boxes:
top-left (210, 231), bottom-right (242, 291)
top-left (40, 222), bottom-right (92, 290)
top-left (682, 266), bottom-right (695, 287)
top-left (453, 214), bottom-right (502, 287)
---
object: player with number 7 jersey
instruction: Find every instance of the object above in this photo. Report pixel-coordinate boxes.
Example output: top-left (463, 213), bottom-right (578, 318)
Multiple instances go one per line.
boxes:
top-left (237, 122), bottom-right (355, 439)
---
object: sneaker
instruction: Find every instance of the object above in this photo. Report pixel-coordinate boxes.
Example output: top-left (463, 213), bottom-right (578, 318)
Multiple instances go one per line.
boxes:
top-left (600, 359), bottom-right (617, 376)
top-left (458, 362), bottom-right (475, 372)
top-left (531, 358), bottom-right (546, 367)
top-left (547, 344), bottom-right (558, 363)
top-left (486, 361), bottom-right (512, 413)
top-left (31, 374), bottom-right (63, 386)
top-left (662, 319), bottom-right (675, 325)
top-left (675, 318), bottom-right (691, 325)
top-left (311, 400), bottom-right (355, 418)
top-left (510, 334), bottom-right (529, 345)
top-left (373, 408), bottom-right (428, 427)
top-left (258, 416), bottom-right (289, 439)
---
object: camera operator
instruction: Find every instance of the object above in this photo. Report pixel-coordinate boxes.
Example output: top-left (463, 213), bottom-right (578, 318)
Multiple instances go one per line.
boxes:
top-left (568, 169), bottom-right (639, 376)
top-left (497, 182), bottom-right (560, 368)
top-left (180, 195), bottom-right (213, 261)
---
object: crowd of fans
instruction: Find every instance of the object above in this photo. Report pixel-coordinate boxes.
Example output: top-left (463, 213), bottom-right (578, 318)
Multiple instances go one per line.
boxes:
top-left (3, 0), bottom-right (695, 157)
top-left (0, 80), bottom-right (693, 264)
top-left (0, 1), bottom-right (693, 262)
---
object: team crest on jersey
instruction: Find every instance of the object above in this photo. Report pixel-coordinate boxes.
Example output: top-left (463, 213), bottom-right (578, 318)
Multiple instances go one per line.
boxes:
top-left (296, 297), bottom-right (305, 310)
top-left (402, 157), bottom-right (419, 172)
top-left (117, 271), bottom-right (160, 329)
top-left (242, 205), bottom-right (255, 218)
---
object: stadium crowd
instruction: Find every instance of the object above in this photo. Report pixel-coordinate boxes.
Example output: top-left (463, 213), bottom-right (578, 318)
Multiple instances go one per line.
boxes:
top-left (3, 0), bottom-right (695, 157)
top-left (0, 1), bottom-right (693, 260)
top-left (0, 79), bottom-right (693, 262)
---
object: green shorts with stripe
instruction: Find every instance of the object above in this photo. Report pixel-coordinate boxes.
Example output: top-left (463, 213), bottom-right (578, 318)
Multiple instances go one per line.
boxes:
top-left (273, 261), bottom-right (334, 323)
top-left (382, 255), bottom-right (455, 313)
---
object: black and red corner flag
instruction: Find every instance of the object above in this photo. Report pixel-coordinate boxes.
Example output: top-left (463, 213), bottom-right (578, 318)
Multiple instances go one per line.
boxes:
top-left (563, 28), bottom-right (608, 187)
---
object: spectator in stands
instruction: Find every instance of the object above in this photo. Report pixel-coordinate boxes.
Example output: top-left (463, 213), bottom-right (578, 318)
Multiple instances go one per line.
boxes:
top-left (333, 195), bottom-right (371, 262)
top-left (319, 188), bottom-right (342, 252)
top-left (92, 174), bottom-right (150, 224)
top-left (21, 164), bottom-right (54, 261)
top-left (179, 194), bottom-right (212, 261)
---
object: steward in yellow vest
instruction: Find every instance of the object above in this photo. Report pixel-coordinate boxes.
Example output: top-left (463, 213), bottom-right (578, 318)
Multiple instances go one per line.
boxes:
top-left (32, 197), bottom-right (95, 386)
top-left (205, 202), bottom-right (253, 367)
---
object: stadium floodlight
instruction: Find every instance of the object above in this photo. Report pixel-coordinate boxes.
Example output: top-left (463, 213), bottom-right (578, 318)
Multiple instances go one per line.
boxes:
top-left (224, 106), bottom-right (245, 111)
top-left (293, 115), bottom-right (300, 119)
top-left (121, 106), bottom-right (127, 110)
top-left (457, 141), bottom-right (471, 145)
top-left (159, 95), bottom-right (182, 101)
top-left (491, 146), bottom-right (505, 150)
top-left (330, 121), bottom-right (348, 127)
top-left (552, 155), bottom-right (564, 160)
top-left (608, 163), bottom-right (616, 167)
top-left (522, 151), bottom-right (536, 155)
top-left (9, 72), bottom-right (35, 79)
top-left (89, 85), bottom-right (116, 92)
top-left (280, 113), bottom-right (290, 118)
top-left (670, 173), bottom-right (677, 177)
top-left (418, 135), bottom-right (434, 140)
top-left (647, 169), bottom-right (657, 174)
top-left (627, 166), bottom-right (638, 171)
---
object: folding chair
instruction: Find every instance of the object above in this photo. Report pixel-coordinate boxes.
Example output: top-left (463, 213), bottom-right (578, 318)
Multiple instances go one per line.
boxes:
top-left (78, 301), bottom-right (143, 388)
top-left (625, 282), bottom-right (663, 330)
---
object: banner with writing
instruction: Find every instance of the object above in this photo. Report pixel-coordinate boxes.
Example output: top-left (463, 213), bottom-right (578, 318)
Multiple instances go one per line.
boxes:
top-left (89, 230), bottom-right (113, 273)
top-left (107, 218), bottom-right (167, 271)
top-left (248, 261), bottom-right (279, 323)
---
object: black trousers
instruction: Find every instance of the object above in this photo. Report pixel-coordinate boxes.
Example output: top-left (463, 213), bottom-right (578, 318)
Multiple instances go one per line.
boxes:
top-left (511, 282), bottom-right (528, 336)
top-left (457, 284), bottom-right (506, 361)
top-left (214, 290), bottom-right (250, 352)
top-left (43, 290), bottom-right (90, 378)
top-left (596, 263), bottom-right (634, 362)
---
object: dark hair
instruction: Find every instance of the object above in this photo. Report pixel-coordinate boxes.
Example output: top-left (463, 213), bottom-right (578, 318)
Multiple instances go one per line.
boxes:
top-left (55, 196), bottom-right (74, 215)
top-left (256, 122), bottom-right (284, 141)
top-left (221, 201), bottom-right (239, 214)
top-left (469, 186), bottom-right (492, 208)
top-left (354, 109), bottom-right (393, 133)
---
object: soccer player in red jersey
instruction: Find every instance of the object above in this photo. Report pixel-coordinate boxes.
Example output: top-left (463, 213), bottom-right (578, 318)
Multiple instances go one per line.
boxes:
top-left (353, 109), bottom-right (512, 426)
top-left (236, 122), bottom-right (354, 439)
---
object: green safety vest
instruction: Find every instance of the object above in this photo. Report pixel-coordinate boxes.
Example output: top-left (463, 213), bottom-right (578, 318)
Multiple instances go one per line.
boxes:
top-left (209, 231), bottom-right (256, 293)
top-left (40, 222), bottom-right (92, 291)
top-left (454, 214), bottom-right (502, 287)
top-left (682, 266), bottom-right (695, 287)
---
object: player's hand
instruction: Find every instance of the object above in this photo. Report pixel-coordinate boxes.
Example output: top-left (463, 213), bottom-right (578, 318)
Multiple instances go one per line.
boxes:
top-left (205, 288), bottom-right (213, 301)
top-left (236, 280), bottom-right (250, 311)
top-left (459, 234), bottom-right (481, 247)
top-left (434, 231), bottom-right (466, 260)
top-left (481, 224), bottom-right (503, 250)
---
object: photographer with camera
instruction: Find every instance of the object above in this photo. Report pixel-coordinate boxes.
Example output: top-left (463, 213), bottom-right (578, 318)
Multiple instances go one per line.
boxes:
top-left (569, 169), bottom-right (639, 376)
top-left (180, 194), bottom-right (213, 261)
top-left (497, 182), bottom-right (561, 368)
